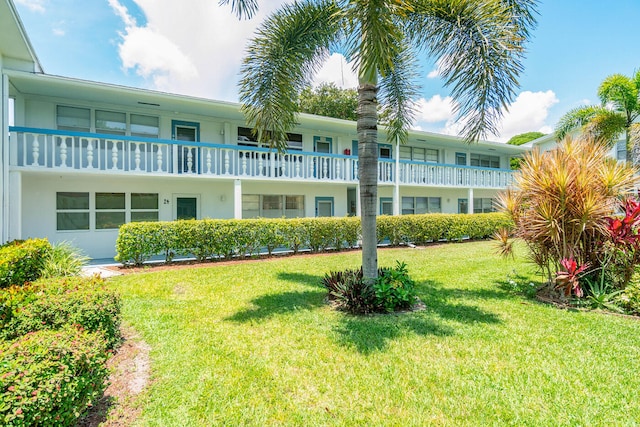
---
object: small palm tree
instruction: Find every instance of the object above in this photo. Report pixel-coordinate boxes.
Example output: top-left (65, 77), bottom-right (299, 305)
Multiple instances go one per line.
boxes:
top-left (239, 0), bottom-right (538, 282)
top-left (555, 70), bottom-right (640, 165)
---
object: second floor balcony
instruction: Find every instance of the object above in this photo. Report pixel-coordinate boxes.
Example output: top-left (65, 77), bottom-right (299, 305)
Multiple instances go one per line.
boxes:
top-left (9, 127), bottom-right (515, 189)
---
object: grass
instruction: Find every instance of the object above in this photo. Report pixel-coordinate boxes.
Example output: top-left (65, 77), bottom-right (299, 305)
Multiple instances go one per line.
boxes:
top-left (109, 241), bottom-right (640, 426)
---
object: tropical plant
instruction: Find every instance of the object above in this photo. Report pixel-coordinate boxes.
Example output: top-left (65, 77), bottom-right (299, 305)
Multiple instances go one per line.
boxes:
top-left (506, 131), bottom-right (545, 146)
top-left (498, 136), bottom-right (640, 292)
top-left (239, 0), bottom-right (538, 282)
top-left (555, 70), bottom-right (640, 165)
top-left (40, 241), bottom-right (89, 278)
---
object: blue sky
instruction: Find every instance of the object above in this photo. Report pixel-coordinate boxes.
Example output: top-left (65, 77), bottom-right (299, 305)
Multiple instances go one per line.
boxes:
top-left (13, 0), bottom-right (640, 142)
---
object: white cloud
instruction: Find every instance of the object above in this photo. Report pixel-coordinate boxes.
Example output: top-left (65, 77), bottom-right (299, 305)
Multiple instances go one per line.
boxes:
top-left (52, 21), bottom-right (65, 36)
top-left (109, 0), bottom-right (286, 101)
top-left (15, 0), bottom-right (46, 13)
top-left (312, 53), bottom-right (358, 89)
top-left (415, 95), bottom-right (456, 123)
top-left (438, 90), bottom-right (558, 142)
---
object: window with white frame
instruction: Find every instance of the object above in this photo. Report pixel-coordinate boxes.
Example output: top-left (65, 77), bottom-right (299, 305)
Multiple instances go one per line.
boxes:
top-left (473, 198), bottom-right (495, 213)
top-left (56, 192), bottom-right (90, 231)
top-left (617, 141), bottom-right (627, 161)
top-left (242, 194), bottom-right (304, 218)
top-left (470, 153), bottom-right (500, 168)
top-left (237, 127), bottom-right (302, 150)
top-left (401, 196), bottom-right (441, 214)
top-left (57, 106), bottom-right (90, 132)
top-left (95, 110), bottom-right (126, 135)
top-left (400, 146), bottom-right (438, 162)
top-left (96, 192), bottom-right (126, 230)
top-left (131, 193), bottom-right (159, 222)
top-left (131, 114), bottom-right (160, 138)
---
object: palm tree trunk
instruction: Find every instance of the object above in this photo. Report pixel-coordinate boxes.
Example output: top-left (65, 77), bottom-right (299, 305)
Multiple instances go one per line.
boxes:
top-left (357, 83), bottom-right (379, 282)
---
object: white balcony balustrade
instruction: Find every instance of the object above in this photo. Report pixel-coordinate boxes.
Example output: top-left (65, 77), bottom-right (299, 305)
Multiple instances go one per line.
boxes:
top-left (9, 127), bottom-right (514, 188)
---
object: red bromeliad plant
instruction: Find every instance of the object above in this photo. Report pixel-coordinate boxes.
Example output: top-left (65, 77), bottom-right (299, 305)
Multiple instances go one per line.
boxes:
top-left (555, 258), bottom-right (589, 297)
top-left (602, 197), bottom-right (640, 288)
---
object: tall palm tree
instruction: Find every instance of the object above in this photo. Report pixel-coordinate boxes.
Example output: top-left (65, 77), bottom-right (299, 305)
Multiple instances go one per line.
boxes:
top-left (239, 0), bottom-right (538, 282)
top-left (555, 70), bottom-right (640, 165)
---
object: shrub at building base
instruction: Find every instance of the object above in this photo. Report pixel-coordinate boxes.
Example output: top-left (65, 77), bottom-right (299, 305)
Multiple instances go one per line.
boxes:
top-left (0, 326), bottom-right (109, 427)
top-left (498, 136), bottom-right (640, 305)
top-left (0, 239), bottom-right (52, 288)
top-left (116, 213), bottom-right (511, 266)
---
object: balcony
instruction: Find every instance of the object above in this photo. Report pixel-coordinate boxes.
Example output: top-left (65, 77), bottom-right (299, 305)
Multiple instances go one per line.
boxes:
top-left (9, 127), bottom-right (514, 188)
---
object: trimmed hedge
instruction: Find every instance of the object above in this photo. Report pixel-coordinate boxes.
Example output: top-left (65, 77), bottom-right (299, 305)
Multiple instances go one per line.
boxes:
top-left (0, 276), bottom-right (121, 349)
top-left (0, 239), bottom-right (52, 288)
top-left (116, 213), bottom-right (512, 266)
top-left (0, 327), bottom-right (109, 427)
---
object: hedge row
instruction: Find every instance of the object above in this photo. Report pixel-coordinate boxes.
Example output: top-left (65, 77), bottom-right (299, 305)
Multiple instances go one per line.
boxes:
top-left (116, 213), bottom-right (512, 266)
top-left (0, 239), bottom-right (52, 288)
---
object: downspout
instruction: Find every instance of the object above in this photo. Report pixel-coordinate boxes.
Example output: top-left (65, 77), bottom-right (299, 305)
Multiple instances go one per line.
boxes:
top-left (393, 134), bottom-right (400, 215)
top-left (1, 73), bottom-right (8, 243)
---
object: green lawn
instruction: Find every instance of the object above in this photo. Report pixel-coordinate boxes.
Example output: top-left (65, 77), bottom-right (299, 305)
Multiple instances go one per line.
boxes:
top-left (109, 241), bottom-right (640, 426)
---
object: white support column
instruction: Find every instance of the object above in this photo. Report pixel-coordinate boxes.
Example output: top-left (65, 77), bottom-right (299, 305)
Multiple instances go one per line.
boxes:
top-left (393, 136), bottom-right (400, 216)
top-left (8, 171), bottom-right (21, 241)
top-left (1, 73), bottom-right (9, 243)
top-left (234, 179), bottom-right (242, 219)
top-left (468, 188), bottom-right (474, 214)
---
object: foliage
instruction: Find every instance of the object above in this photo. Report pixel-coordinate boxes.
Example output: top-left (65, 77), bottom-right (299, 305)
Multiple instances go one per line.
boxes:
top-left (498, 136), bottom-right (639, 295)
top-left (583, 276), bottom-right (624, 313)
top-left (373, 261), bottom-right (417, 312)
top-left (0, 239), bottom-right (52, 288)
top-left (555, 69), bottom-right (640, 164)
top-left (0, 276), bottom-right (121, 349)
top-left (115, 213), bottom-right (511, 266)
top-left (618, 271), bottom-right (640, 314)
top-left (322, 261), bottom-right (416, 314)
top-left (40, 241), bottom-right (89, 278)
top-left (507, 132), bottom-right (545, 146)
top-left (0, 326), bottom-right (109, 427)
top-left (555, 258), bottom-right (589, 298)
top-left (298, 83), bottom-right (358, 121)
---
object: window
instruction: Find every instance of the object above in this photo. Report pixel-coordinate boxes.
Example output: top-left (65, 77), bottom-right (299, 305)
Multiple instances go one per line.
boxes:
top-left (243, 194), bottom-right (304, 218)
top-left (401, 146), bottom-right (438, 162)
top-left (56, 192), bottom-right (89, 230)
top-left (96, 192), bottom-right (125, 229)
top-left (379, 144), bottom-right (392, 159)
top-left (473, 198), bottom-right (495, 213)
top-left (380, 198), bottom-right (393, 215)
top-left (458, 199), bottom-right (468, 214)
top-left (401, 196), bottom-right (441, 214)
top-left (57, 106), bottom-right (90, 132)
top-left (470, 153), bottom-right (500, 168)
top-left (455, 152), bottom-right (467, 166)
top-left (131, 114), bottom-right (159, 138)
top-left (131, 193), bottom-right (159, 222)
top-left (95, 110), bottom-right (126, 135)
top-left (238, 126), bottom-right (302, 151)
top-left (57, 106), bottom-right (159, 137)
top-left (617, 141), bottom-right (627, 161)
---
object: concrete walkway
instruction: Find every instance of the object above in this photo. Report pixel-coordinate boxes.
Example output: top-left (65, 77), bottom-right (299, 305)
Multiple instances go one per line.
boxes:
top-left (81, 266), bottom-right (123, 279)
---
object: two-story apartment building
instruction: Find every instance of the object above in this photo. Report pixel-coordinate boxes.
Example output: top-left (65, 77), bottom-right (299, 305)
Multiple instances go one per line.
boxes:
top-left (0, 0), bottom-right (527, 259)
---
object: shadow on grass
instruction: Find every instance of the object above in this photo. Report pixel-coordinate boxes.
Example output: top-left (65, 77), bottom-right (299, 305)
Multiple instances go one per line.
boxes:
top-left (276, 271), bottom-right (324, 288)
top-left (334, 280), bottom-right (504, 354)
top-left (226, 290), bottom-right (326, 322)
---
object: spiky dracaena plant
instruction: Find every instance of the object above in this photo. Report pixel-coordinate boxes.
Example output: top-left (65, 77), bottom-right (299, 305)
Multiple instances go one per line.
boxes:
top-left (497, 136), bottom-right (640, 283)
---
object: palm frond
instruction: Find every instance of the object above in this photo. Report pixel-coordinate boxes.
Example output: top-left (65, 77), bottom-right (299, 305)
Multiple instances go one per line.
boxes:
top-left (219, 0), bottom-right (259, 19)
top-left (378, 43), bottom-right (420, 145)
top-left (407, 0), bottom-right (538, 142)
top-left (239, 0), bottom-right (341, 151)
top-left (597, 73), bottom-right (639, 117)
top-left (554, 105), bottom-right (606, 141)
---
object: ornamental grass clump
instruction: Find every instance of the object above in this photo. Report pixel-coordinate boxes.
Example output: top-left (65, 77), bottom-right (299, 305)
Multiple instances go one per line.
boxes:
top-left (498, 136), bottom-right (640, 299)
